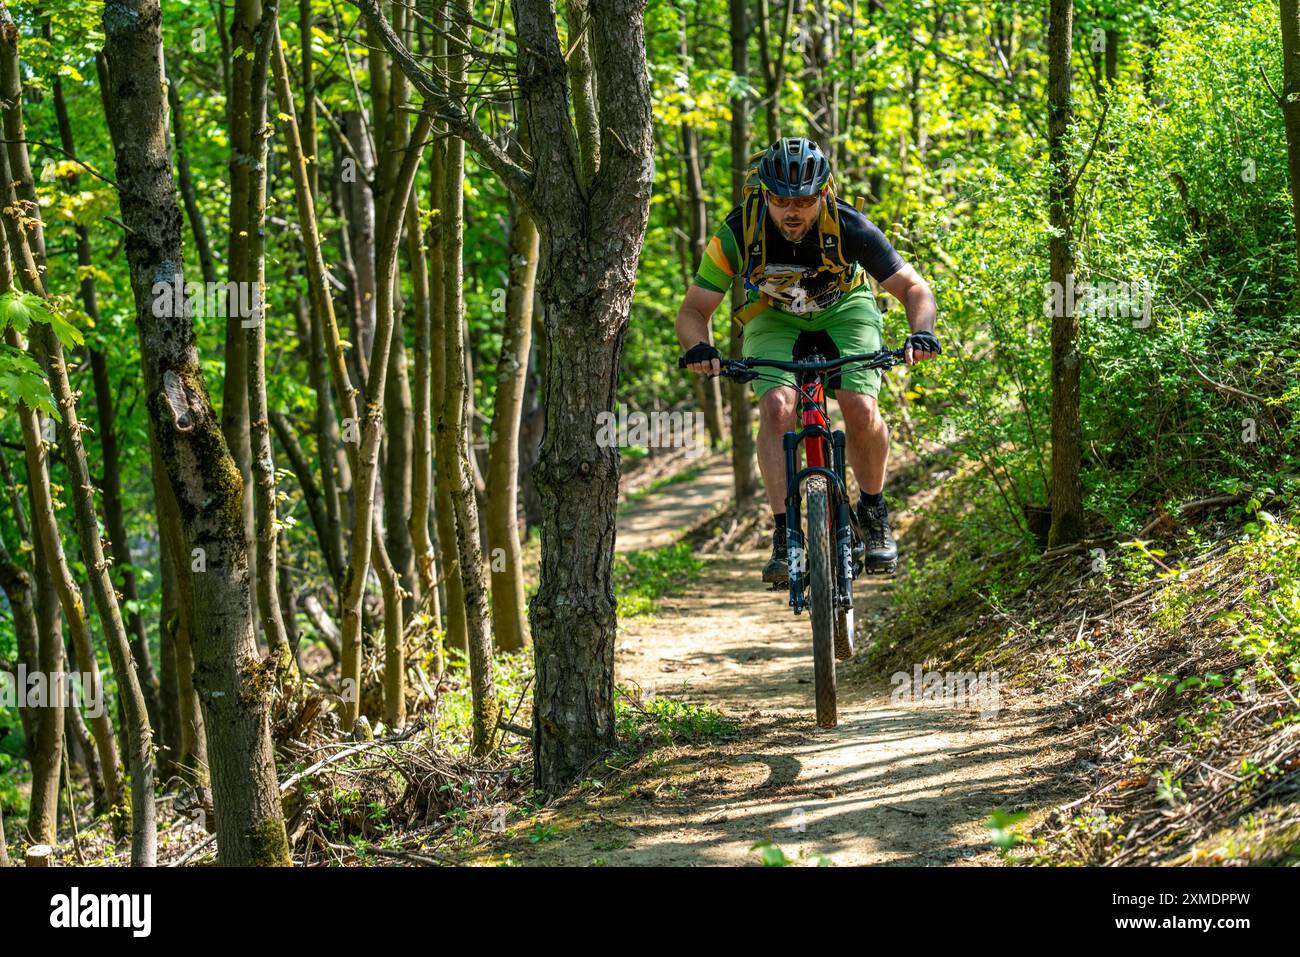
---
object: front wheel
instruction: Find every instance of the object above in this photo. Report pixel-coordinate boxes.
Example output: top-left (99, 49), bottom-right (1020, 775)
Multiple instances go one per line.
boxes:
top-left (806, 477), bottom-right (837, 728)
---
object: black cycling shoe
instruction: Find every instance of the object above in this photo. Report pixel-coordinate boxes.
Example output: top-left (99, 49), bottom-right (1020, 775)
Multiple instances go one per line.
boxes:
top-left (857, 496), bottom-right (898, 574)
top-left (762, 526), bottom-right (789, 584)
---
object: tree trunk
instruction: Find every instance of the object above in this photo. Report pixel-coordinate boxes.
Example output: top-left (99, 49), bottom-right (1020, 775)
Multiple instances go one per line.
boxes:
top-left (224, 0), bottom-right (262, 637)
top-left (407, 189), bottom-right (444, 673)
top-left (270, 30), bottom-right (347, 588)
top-left (486, 183), bottom-right (538, 653)
top-left (425, 2), bottom-right (468, 657)
top-left (102, 0), bottom-right (289, 866)
top-left (342, 109), bottom-right (377, 389)
top-left (243, 0), bottom-right (293, 669)
top-left (680, 120), bottom-right (725, 448)
top-left (1046, 0), bottom-right (1083, 548)
top-left (440, 6), bottom-right (499, 750)
top-left (336, 107), bottom-right (431, 732)
top-left (363, 0), bottom-right (654, 792)
top-left (0, 532), bottom-right (59, 845)
top-left (166, 78), bottom-right (218, 285)
top-left (729, 0), bottom-right (757, 500)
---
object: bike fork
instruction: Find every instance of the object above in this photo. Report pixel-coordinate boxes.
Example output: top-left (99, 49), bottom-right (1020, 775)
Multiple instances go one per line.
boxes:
top-left (832, 431), bottom-right (854, 609)
top-left (782, 431), bottom-right (806, 613)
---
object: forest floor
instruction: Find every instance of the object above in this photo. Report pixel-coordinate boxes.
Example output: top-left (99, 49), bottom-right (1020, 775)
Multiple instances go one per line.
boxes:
top-left (470, 449), bottom-right (1079, 866)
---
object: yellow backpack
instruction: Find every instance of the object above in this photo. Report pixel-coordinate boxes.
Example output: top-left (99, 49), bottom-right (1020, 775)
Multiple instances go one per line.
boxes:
top-left (733, 149), bottom-right (868, 326)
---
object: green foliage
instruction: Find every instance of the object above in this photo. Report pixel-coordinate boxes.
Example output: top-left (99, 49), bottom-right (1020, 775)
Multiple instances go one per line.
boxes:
top-left (988, 809), bottom-right (1028, 850)
top-left (613, 541), bottom-right (704, 618)
top-left (614, 687), bottom-right (737, 744)
top-left (435, 649), bottom-right (532, 755)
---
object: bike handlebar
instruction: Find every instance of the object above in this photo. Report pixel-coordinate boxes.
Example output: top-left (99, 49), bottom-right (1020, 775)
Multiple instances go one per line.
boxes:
top-left (676, 348), bottom-right (907, 380)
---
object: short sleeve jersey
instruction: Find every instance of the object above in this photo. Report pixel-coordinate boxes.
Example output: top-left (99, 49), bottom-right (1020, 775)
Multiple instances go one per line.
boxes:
top-left (692, 198), bottom-right (905, 314)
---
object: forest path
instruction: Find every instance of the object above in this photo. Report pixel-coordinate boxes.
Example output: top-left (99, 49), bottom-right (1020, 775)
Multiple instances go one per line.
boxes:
top-left (494, 453), bottom-right (1070, 866)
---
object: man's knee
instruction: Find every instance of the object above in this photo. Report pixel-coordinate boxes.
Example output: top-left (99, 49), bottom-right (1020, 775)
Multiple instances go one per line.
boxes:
top-left (839, 391), bottom-right (883, 432)
top-left (758, 387), bottom-right (798, 432)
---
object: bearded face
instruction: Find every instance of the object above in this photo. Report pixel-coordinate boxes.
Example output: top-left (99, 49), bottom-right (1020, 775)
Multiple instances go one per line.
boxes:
top-left (767, 192), bottom-right (822, 242)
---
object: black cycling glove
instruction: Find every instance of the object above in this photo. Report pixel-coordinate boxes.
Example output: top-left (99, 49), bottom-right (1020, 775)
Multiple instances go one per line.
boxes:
top-left (904, 330), bottom-right (943, 356)
top-left (679, 341), bottom-right (721, 369)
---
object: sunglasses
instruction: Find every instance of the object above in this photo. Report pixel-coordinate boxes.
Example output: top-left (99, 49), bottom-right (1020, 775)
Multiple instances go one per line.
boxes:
top-left (765, 190), bottom-right (822, 210)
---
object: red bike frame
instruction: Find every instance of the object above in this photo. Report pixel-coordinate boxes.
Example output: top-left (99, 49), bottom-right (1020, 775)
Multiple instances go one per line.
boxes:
top-left (799, 379), bottom-right (830, 470)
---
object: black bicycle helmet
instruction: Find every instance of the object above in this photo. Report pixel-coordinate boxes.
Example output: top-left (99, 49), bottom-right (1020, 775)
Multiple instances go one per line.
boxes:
top-left (757, 137), bottom-right (832, 196)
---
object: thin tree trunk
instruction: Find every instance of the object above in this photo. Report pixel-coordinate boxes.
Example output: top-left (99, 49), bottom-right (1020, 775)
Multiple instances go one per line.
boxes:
top-left (342, 109), bottom-right (377, 388)
top-left (0, 532), bottom-right (59, 844)
top-left (288, 293), bottom-right (346, 584)
top-left (407, 192), bottom-right (443, 672)
top-left (243, 0), bottom-right (292, 668)
top-left (565, 0), bottom-right (600, 187)
top-left (486, 182), bottom-right (538, 653)
top-left (271, 25), bottom-right (407, 727)
top-left (167, 78), bottom-right (218, 285)
top-left (680, 119), bottom-right (725, 448)
top-left (439, 4), bottom-right (499, 750)
top-left (151, 427), bottom-right (208, 782)
top-left (1047, 0), bottom-right (1082, 547)
top-left (729, 0), bottom-right (757, 500)
top-left (102, 0), bottom-right (289, 866)
top-left (336, 109), bottom-right (431, 731)
top-left (378, 5), bottom-right (417, 623)
top-left (225, 0), bottom-right (262, 635)
top-left (757, 0), bottom-right (799, 141)
top-left (299, 0), bottom-right (318, 199)
top-left (270, 35), bottom-right (348, 588)
top-left (426, 1), bottom-right (468, 656)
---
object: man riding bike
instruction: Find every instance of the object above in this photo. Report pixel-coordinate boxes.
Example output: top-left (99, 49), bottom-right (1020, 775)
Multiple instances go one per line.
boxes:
top-left (674, 136), bottom-right (941, 583)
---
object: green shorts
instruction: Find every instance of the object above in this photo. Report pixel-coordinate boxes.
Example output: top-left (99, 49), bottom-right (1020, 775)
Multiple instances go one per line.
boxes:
top-left (740, 285), bottom-right (886, 399)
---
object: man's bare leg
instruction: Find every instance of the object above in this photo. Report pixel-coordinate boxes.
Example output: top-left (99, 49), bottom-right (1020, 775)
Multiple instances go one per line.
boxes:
top-left (757, 387), bottom-right (799, 581)
top-left (835, 390), bottom-right (888, 495)
top-left (758, 386), bottom-right (799, 512)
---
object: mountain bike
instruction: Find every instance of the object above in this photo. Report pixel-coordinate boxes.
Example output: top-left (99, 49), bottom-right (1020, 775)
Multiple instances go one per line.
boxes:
top-left (678, 347), bottom-right (906, 728)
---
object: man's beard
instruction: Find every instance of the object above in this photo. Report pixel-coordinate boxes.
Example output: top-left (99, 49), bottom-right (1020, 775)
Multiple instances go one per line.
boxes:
top-left (778, 219), bottom-right (811, 242)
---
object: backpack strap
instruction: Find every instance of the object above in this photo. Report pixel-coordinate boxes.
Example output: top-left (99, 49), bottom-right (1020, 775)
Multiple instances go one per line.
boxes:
top-left (817, 193), bottom-right (853, 273)
top-left (740, 189), bottom-right (767, 292)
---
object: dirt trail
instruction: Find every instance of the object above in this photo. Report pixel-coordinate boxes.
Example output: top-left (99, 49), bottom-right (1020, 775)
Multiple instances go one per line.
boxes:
top-left (503, 453), bottom-right (1071, 866)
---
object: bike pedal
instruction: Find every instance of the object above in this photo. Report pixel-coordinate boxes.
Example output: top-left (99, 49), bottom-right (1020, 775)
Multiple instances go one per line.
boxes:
top-left (864, 561), bottom-right (897, 576)
top-left (768, 579), bottom-right (788, 591)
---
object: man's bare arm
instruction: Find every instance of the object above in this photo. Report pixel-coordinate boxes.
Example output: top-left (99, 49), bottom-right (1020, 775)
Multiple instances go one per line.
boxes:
top-left (880, 264), bottom-right (940, 364)
top-left (675, 284), bottom-right (726, 375)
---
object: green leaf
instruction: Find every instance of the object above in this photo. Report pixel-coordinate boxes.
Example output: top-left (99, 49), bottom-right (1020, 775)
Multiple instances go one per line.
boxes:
top-left (46, 303), bottom-right (85, 347)
top-left (0, 290), bottom-right (50, 332)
